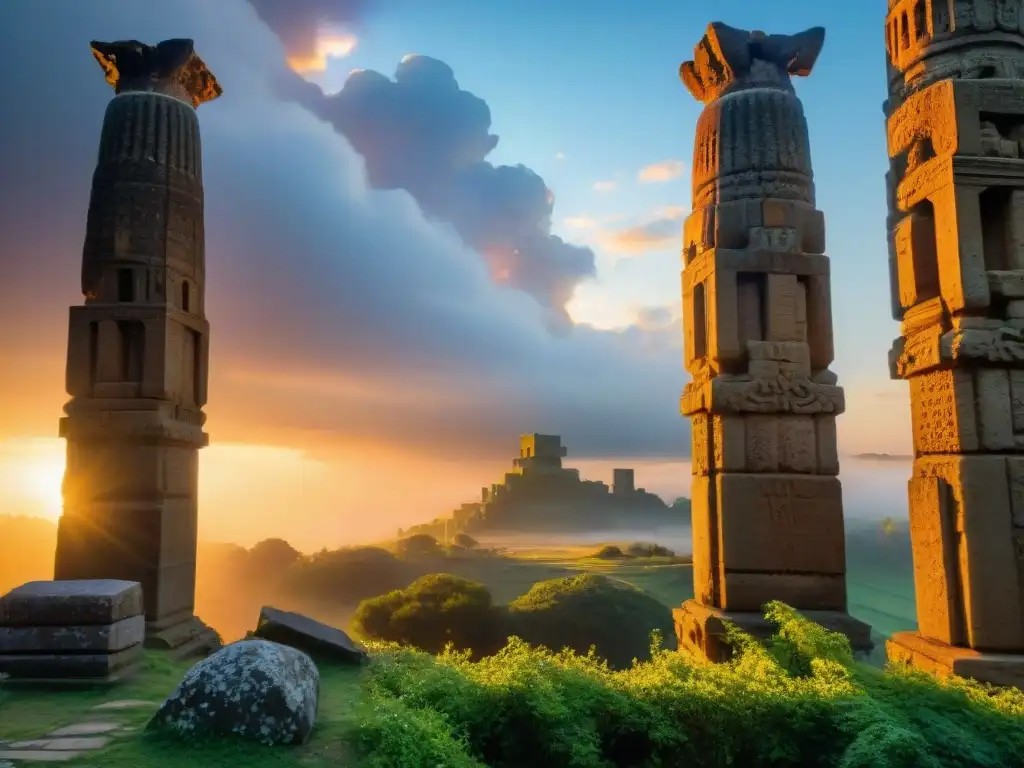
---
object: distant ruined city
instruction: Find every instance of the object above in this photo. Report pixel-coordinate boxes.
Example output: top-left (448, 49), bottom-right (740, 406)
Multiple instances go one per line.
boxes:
top-left (400, 433), bottom-right (681, 540)
top-left (3, 0), bottom-right (1024, 696)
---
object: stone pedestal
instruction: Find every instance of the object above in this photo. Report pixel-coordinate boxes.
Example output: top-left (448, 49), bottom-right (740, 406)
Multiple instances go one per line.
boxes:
top-left (887, 632), bottom-right (1024, 690)
top-left (881, 0), bottom-right (1024, 686)
top-left (0, 580), bottom-right (146, 683)
top-left (674, 599), bottom-right (872, 663)
top-left (53, 39), bottom-right (222, 657)
top-left (675, 22), bottom-right (871, 660)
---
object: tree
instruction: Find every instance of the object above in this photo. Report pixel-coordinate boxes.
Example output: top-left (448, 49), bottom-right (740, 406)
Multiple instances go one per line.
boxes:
top-left (395, 534), bottom-right (443, 558)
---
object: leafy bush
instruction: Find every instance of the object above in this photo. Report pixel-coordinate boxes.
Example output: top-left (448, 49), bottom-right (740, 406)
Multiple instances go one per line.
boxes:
top-left (352, 602), bottom-right (1024, 767)
top-left (625, 541), bottom-right (675, 558)
top-left (353, 574), bottom-right (503, 656)
top-left (395, 534), bottom-right (443, 558)
top-left (593, 544), bottom-right (627, 559)
top-left (279, 546), bottom-right (419, 605)
top-left (506, 574), bottom-right (674, 669)
top-left (453, 533), bottom-right (478, 549)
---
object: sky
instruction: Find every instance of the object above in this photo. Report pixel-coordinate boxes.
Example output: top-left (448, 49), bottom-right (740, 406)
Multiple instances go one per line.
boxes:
top-left (0, 0), bottom-right (910, 548)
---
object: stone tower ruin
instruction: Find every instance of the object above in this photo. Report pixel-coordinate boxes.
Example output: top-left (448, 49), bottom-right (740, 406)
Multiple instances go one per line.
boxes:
top-left (54, 39), bottom-right (221, 654)
top-left (673, 22), bottom-right (872, 661)
top-left (883, 0), bottom-right (1024, 686)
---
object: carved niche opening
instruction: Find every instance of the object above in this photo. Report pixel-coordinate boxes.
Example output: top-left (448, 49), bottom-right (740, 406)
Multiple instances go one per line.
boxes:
top-left (931, 0), bottom-right (949, 35)
top-left (117, 268), bottom-right (134, 303)
top-left (181, 280), bottom-right (191, 313)
top-left (692, 281), bottom-right (708, 360)
top-left (913, 0), bottom-right (927, 40)
top-left (737, 272), bottom-right (766, 345)
top-left (980, 186), bottom-right (1015, 272)
top-left (900, 10), bottom-right (910, 51)
top-left (117, 320), bottom-right (144, 382)
top-left (88, 322), bottom-right (99, 389)
top-left (899, 200), bottom-right (940, 307)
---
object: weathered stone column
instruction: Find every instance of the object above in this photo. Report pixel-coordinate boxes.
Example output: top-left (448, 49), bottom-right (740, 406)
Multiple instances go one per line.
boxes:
top-left (54, 39), bottom-right (222, 656)
top-left (883, 0), bottom-right (1024, 688)
top-left (672, 22), bottom-right (872, 662)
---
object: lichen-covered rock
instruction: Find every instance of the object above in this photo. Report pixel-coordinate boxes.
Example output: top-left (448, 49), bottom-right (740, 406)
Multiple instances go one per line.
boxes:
top-left (148, 639), bottom-right (319, 745)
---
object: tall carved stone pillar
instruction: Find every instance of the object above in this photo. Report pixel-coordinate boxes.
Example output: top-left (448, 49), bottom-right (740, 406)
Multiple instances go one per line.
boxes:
top-left (672, 22), bottom-right (872, 662)
top-left (883, 0), bottom-right (1024, 688)
top-left (54, 39), bottom-right (222, 656)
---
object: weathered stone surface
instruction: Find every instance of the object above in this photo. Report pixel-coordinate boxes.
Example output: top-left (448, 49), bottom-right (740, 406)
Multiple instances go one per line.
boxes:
top-left (0, 644), bottom-right (143, 680)
top-left (0, 581), bottom-right (142, 627)
top-left (55, 38), bottom-right (220, 639)
top-left (677, 19), bottom-right (860, 663)
top-left (883, 16), bottom-right (1024, 684)
top-left (0, 615), bottom-right (144, 653)
top-left (254, 606), bottom-right (367, 665)
top-left (149, 640), bottom-right (319, 745)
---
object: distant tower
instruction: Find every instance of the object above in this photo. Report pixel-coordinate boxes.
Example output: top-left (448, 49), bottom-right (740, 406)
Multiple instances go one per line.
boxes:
top-left (674, 22), bottom-right (871, 662)
top-left (514, 433), bottom-right (568, 473)
top-left (882, 0), bottom-right (1024, 687)
top-left (612, 468), bottom-right (635, 495)
top-left (54, 39), bottom-right (222, 654)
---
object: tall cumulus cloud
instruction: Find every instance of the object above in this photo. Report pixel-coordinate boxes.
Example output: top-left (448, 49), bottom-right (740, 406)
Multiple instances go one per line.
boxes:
top-left (0, 0), bottom-right (685, 459)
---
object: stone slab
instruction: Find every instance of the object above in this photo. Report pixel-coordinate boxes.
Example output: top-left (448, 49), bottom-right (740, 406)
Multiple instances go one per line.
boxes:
top-left (718, 572), bottom-right (846, 613)
top-left (254, 605), bottom-right (368, 665)
top-left (0, 615), bottom-right (145, 654)
top-left (0, 750), bottom-right (81, 762)
top-left (0, 581), bottom-right (142, 627)
top-left (48, 722), bottom-right (121, 737)
top-left (144, 614), bottom-right (221, 660)
top-left (887, 631), bottom-right (1024, 690)
top-left (7, 737), bottom-right (109, 750)
top-left (674, 599), bottom-right (872, 663)
top-left (92, 699), bottom-right (155, 710)
top-left (715, 474), bottom-right (847, 575)
top-left (0, 643), bottom-right (142, 680)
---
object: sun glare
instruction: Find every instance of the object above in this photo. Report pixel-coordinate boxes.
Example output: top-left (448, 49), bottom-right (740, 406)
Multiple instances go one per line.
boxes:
top-left (287, 32), bottom-right (359, 74)
top-left (0, 438), bottom-right (65, 520)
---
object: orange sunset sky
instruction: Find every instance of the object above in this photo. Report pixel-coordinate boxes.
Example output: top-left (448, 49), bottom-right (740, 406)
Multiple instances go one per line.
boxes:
top-left (0, 0), bottom-right (913, 552)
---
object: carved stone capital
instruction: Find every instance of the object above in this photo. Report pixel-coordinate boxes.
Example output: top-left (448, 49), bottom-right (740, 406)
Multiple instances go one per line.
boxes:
top-left (893, 322), bottom-right (1024, 377)
top-left (681, 373), bottom-right (845, 416)
top-left (91, 38), bottom-right (222, 108)
top-left (680, 22), bottom-right (826, 105)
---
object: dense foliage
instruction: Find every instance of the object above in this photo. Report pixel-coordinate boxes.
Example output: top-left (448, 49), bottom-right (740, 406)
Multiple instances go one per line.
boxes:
top-left (506, 574), bottom-right (675, 668)
top-left (354, 574), bottom-right (502, 656)
top-left (354, 573), bottom-right (673, 669)
top-left (394, 534), bottom-right (444, 558)
top-left (351, 602), bottom-right (1024, 768)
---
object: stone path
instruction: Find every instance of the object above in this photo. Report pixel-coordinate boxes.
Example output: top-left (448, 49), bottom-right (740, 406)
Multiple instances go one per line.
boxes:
top-left (0, 700), bottom-right (154, 763)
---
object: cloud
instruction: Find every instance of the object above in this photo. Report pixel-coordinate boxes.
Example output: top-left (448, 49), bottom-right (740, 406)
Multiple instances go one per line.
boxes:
top-left (593, 181), bottom-right (617, 193)
top-left (632, 305), bottom-right (678, 331)
top-left (0, 0), bottom-right (686, 461)
top-left (288, 53), bottom-right (597, 328)
top-left (600, 207), bottom-right (686, 255)
top-left (563, 216), bottom-right (598, 230)
top-left (638, 159), bottom-right (685, 183)
top-left (555, 152), bottom-right (565, 161)
top-left (246, 0), bottom-right (368, 73)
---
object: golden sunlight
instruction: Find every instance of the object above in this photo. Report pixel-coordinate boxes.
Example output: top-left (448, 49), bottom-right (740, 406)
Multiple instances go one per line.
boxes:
top-left (287, 32), bottom-right (359, 74)
top-left (0, 437), bottom-right (65, 520)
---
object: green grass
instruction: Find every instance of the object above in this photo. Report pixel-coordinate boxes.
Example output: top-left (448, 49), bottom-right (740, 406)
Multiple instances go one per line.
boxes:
top-left (3, 605), bottom-right (1022, 766)
top-left (0, 652), bottom-right (367, 767)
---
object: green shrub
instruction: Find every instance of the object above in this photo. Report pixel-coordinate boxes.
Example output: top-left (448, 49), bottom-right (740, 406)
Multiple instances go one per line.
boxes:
top-left (279, 546), bottom-right (419, 605)
top-left (352, 602), bottom-right (1024, 767)
top-left (354, 574), bottom-right (503, 656)
top-left (395, 534), bottom-right (443, 558)
top-left (625, 541), bottom-right (675, 558)
top-left (593, 544), bottom-right (627, 559)
top-left (506, 574), bottom-right (674, 669)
